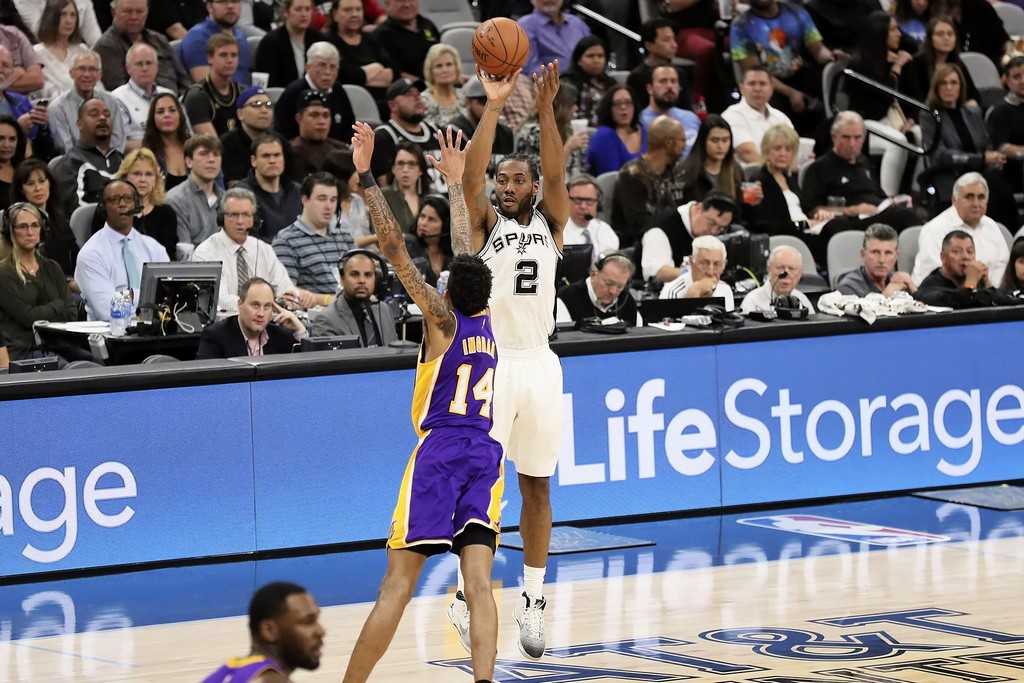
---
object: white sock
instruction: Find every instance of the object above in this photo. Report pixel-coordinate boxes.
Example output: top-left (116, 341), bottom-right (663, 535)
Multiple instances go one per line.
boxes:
top-left (523, 565), bottom-right (545, 601)
top-left (457, 566), bottom-right (465, 595)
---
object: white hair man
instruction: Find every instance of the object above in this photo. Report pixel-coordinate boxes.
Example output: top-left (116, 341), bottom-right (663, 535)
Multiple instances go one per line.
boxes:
top-left (740, 245), bottom-right (815, 314)
top-left (912, 171), bottom-right (1010, 286)
top-left (110, 43), bottom-right (173, 151)
top-left (660, 235), bottom-right (735, 310)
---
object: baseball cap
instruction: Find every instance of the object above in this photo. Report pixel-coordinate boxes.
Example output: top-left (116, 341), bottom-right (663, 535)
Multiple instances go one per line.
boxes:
top-left (237, 86), bottom-right (269, 110)
top-left (297, 89), bottom-right (329, 111)
top-left (462, 76), bottom-right (485, 99)
top-left (386, 78), bottom-right (427, 100)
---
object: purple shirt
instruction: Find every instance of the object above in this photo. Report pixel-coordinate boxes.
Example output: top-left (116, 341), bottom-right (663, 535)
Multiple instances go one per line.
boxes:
top-left (518, 10), bottom-right (591, 78)
top-left (202, 655), bottom-right (284, 683)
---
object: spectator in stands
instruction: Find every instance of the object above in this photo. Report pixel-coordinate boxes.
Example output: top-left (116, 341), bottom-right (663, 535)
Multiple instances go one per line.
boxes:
top-left (560, 35), bottom-right (617, 127)
top-left (94, 0), bottom-right (192, 95)
top-left (274, 41), bottom-right (359, 142)
top-left (15, 0), bottom-right (100, 46)
top-left (806, 0), bottom-right (908, 54)
top-left (420, 44), bottom-right (464, 130)
top-left (0, 9), bottom-right (43, 95)
top-left (183, 33), bottom-right (243, 138)
top-left (166, 133), bottom-right (224, 247)
top-left (893, 0), bottom-right (936, 44)
top-left (556, 251), bottom-right (637, 327)
top-left (33, 0), bottom-right (90, 102)
top-left (680, 114), bottom-right (755, 207)
top-left (663, 0), bottom-right (718, 105)
top-left (75, 179), bottom-right (170, 320)
top-left (907, 17), bottom-right (980, 109)
top-left (370, 78), bottom-right (441, 181)
top-left (919, 64), bottom-right (1016, 229)
top-left (145, 0), bottom-right (206, 41)
top-left (309, 249), bottom-right (398, 346)
top-left (641, 190), bottom-right (738, 283)
top-left (444, 76), bottom-right (514, 151)
top-left (836, 223), bottom-right (917, 296)
top-left (273, 171), bottom-right (355, 297)
top-left (518, 0), bottom-right (590, 82)
top-left (221, 86), bottom-right (276, 186)
top-left (290, 90), bottom-right (348, 177)
top-left (627, 19), bottom-right (692, 114)
top-left (404, 193), bottom-right (452, 287)
top-left (585, 85), bottom-right (645, 176)
top-left (722, 65), bottom-right (794, 165)
top-left (563, 174), bottom-right (619, 262)
top-left (322, 149), bottom-right (374, 248)
top-left (237, 133), bottom-right (303, 243)
top-left (514, 82), bottom-right (585, 179)
top-left (381, 140), bottom-right (428, 234)
top-left (0, 202), bottom-right (79, 361)
top-left (52, 98), bottom-right (124, 217)
top-left (730, 0), bottom-right (841, 135)
top-left (111, 44), bottom-right (174, 152)
top-left (915, 229), bottom-right (1019, 308)
top-left (325, 0), bottom-right (396, 115)
top-left (1000, 238), bottom-right (1024, 296)
top-left (180, 0), bottom-right (251, 84)
top-left (611, 115), bottom-right (686, 246)
top-left (947, 0), bottom-right (1011, 70)
top-left (193, 187), bottom-right (314, 312)
top-left (142, 91), bottom-right (190, 191)
top-left (987, 56), bottom-right (1024, 196)
top-left (104, 149), bottom-right (179, 260)
top-left (0, 49), bottom-right (51, 157)
top-left (12, 159), bottom-right (78, 284)
top-left (639, 65), bottom-right (700, 157)
top-left (659, 234), bottom-right (735, 310)
top-left (254, 0), bottom-right (327, 88)
top-left (912, 171), bottom-right (1009, 285)
top-left (0, 116), bottom-right (26, 211)
top-left (373, 0), bottom-right (440, 81)
top-left (800, 111), bottom-right (920, 234)
top-left (740, 244), bottom-right (816, 313)
top-left (196, 277), bottom-right (308, 358)
top-left (50, 51), bottom-right (127, 154)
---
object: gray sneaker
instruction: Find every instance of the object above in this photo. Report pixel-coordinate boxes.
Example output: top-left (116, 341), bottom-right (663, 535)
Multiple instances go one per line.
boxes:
top-left (447, 590), bottom-right (471, 654)
top-left (512, 591), bottom-right (546, 659)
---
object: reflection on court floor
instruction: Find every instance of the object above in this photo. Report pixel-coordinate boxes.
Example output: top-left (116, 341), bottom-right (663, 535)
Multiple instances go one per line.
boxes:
top-left (2, 495), bottom-right (1023, 681)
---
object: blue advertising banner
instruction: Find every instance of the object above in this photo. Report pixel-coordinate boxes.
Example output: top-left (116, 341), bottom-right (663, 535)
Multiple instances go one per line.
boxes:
top-left (0, 385), bottom-right (256, 576)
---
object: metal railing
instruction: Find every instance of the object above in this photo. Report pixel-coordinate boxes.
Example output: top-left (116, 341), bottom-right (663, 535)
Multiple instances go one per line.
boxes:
top-left (839, 69), bottom-right (942, 156)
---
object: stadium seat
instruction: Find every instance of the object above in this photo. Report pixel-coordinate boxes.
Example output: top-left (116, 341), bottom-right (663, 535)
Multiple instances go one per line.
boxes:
top-left (998, 222), bottom-right (1014, 250)
top-left (995, 2), bottom-right (1024, 36)
top-left (595, 170), bottom-right (618, 225)
top-left (610, 70), bottom-right (629, 85)
top-left (826, 230), bottom-right (865, 288)
top-left (422, 0), bottom-right (478, 32)
top-left (247, 34), bottom-right (262, 60)
top-left (170, 38), bottom-right (182, 57)
top-left (897, 225), bottom-right (922, 274)
top-left (440, 27), bottom-right (478, 77)
top-left (70, 203), bottom-right (97, 248)
top-left (961, 52), bottom-right (1004, 111)
top-left (768, 234), bottom-right (828, 287)
top-left (47, 154), bottom-right (63, 171)
top-left (264, 87), bottom-right (284, 105)
top-left (822, 58), bottom-right (850, 114)
top-left (342, 84), bottom-right (382, 127)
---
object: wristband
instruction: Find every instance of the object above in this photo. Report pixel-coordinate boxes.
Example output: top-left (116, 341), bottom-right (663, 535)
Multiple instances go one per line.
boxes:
top-left (358, 171), bottom-right (376, 189)
top-left (322, 294), bottom-right (330, 306)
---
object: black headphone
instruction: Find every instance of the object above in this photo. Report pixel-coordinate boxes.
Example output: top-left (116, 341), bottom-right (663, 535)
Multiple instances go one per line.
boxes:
top-left (95, 179), bottom-right (143, 224)
top-left (339, 248), bottom-right (391, 300)
top-left (1, 202), bottom-right (48, 240)
top-left (594, 250), bottom-right (631, 272)
top-left (772, 294), bottom-right (809, 320)
top-left (216, 191), bottom-right (264, 233)
top-left (696, 304), bottom-right (746, 328)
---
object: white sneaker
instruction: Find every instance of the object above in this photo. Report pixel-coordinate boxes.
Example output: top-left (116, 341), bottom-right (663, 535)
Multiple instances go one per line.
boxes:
top-left (447, 590), bottom-right (471, 654)
top-left (512, 591), bottom-right (546, 659)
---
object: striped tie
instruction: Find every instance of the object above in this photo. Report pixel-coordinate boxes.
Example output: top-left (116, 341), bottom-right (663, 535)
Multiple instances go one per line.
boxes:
top-left (236, 246), bottom-right (249, 295)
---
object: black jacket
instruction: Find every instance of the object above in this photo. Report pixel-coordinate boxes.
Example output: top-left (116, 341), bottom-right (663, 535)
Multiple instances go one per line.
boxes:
top-left (195, 315), bottom-right (298, 359)
top-left (558, 278), bottom-right (637, 327)
top-left (254, 27), bottom-right (330, 88)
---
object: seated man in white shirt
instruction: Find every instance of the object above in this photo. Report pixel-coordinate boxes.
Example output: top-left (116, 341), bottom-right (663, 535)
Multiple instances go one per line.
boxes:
top-left (110, 43), bottom-right (172, 152)
top-left (192, 187), bottom-right (317, 314)
top-left (660, 235), bottom-right (735, 310)
top-left (740, 245), bottom-right (815, 314)
top-left (722, 65), bottom-right (796, 164)
top-left (912, 172), bottom-right (1010, 286)
top-left (562, 174), bottom-right (619, 262)
top-left (641, 191), bottom-right (738, 283)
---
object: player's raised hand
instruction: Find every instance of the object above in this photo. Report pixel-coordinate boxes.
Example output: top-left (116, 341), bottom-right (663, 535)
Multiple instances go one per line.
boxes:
top-left (477, 66), bottom-right (521, 104)
top-left (426, 126), bottom-right (471, 183)
top-left (534, 60), bottom-right (560, 110)
top-left (351, 121), bottom-right (375, 174)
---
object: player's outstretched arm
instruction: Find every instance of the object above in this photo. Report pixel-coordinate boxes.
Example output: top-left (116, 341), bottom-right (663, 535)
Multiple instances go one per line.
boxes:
top-left (535, 61), bottom-right (570, 248)
top-left (352, 122), bottom-right (454, 333)
top-left (427, 126), bottom-right (473, 255)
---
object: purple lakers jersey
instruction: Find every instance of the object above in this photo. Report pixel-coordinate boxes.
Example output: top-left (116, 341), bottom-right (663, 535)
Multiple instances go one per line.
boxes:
top-left (412, 309), bottom-right (497, 435)
top-left (202, 655), bottom-right (285, 682)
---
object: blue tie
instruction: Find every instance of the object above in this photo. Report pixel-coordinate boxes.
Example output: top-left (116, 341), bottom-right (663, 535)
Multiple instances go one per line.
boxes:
top-left (122, 237), bottom-right (140, 291)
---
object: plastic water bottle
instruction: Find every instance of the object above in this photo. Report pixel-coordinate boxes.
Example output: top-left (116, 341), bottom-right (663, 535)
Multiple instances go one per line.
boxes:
top-left (680, 256), bottom-right (692, 280)
top-left (109, 292), bottom-right (127, 336)
top-left (436, 270), bottom-right (450, 296)
top-left (695, 97), bottom-right (708, 122)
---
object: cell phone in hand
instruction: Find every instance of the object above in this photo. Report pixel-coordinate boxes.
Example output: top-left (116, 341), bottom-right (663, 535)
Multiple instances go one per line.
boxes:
top-left (34, 99), bottom-right (49, 107)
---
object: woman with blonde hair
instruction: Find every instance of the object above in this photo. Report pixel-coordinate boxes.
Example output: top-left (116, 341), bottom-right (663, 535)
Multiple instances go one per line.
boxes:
top-left (421, 43), bottom-right (465, 128)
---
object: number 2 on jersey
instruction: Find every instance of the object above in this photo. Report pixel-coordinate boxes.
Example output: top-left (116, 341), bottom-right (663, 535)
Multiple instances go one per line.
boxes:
top-left (449, 364), bottom-right (495, 418)
top-left (514, 259), bottom-right (539, 295)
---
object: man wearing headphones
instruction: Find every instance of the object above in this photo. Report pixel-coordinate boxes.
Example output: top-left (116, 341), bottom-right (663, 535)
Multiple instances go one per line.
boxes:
top-left (309, 249), bottom-right (397, 347)
top-left (562, 175), bottom-right (619, 263)
top-left (556, 252), bottom-right (639, 327)
top-left (739, 244), bottom-right (816, 314)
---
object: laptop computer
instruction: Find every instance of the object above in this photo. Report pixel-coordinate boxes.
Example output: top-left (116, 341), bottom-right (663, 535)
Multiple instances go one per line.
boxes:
top-left (639, 297), bottom-right (726, 325)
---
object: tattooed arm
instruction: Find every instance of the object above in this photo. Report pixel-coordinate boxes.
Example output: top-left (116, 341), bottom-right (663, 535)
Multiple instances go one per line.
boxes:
top-left (352, 122), bottom-right (455, 340)
top-left (426, 127), bottom-right (473, 256)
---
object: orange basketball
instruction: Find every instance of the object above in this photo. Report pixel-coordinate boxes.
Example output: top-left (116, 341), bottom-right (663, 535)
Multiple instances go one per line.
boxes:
top-left (472, 18), bottom-right (530, 78)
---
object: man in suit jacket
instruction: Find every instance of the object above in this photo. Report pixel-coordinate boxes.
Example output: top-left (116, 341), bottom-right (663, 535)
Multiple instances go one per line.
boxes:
top-left (310, 250), bottom-right (398, 347)
top-left (556, 252), bottom-right (638, 327)
top-left (196, 277), bottom-right (308, 359)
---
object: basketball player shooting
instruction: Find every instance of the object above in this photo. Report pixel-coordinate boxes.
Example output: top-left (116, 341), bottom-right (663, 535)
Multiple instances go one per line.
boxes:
top-left (343, 122), bottom-right (503, 683)
top-left (446, 61), bottom-right (570, 661)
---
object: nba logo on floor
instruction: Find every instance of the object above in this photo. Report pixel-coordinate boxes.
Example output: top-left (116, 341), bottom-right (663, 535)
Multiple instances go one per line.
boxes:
top-left (737, 514), bottom-right (950, 546)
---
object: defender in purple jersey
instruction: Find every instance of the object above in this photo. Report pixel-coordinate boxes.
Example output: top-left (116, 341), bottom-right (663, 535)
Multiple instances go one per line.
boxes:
top-left (202, 582), bottom-right (325, 683)
top-left (342, 123), bottom-right (502, 683)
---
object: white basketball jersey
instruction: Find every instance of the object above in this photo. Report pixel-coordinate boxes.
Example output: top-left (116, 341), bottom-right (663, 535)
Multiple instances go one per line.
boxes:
top-left (478, 209), bottom-right (561, 350)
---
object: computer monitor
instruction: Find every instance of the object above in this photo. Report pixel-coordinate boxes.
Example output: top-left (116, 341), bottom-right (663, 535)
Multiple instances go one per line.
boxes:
top-left (300, 335), bottom-right (361, 352)
top-left (720, 230), bottom-right (769, 283)
top-left (138, 262), bottom-right (222, 335)
top-left (559, 243), bottom-right (594, 286)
